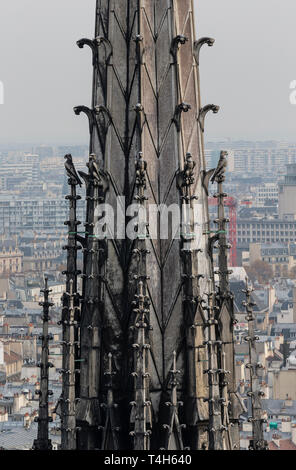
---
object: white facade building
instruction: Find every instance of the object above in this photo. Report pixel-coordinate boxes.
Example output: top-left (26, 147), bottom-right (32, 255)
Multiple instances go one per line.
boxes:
top-left (254, 183), bottom-right (278, 207)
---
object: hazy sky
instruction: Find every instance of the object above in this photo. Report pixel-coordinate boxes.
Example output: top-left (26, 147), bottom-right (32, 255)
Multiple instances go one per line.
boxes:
top-left (0, 0), bottom-right (295, 144)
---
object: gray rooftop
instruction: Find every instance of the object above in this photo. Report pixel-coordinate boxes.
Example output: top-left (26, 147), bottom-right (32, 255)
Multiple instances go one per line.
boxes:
top-left (0, 422), bottom-right (60, 450)
top-left (263, 399), bottom-right (296, 417)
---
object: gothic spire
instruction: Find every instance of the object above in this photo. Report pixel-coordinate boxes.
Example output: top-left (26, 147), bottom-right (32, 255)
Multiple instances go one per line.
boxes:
top-left (68, 0), bottom-right (238, 450)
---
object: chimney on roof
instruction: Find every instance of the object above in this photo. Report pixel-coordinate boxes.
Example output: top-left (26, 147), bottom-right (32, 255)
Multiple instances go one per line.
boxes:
top-left (281, 341), bottom-right (290, 368)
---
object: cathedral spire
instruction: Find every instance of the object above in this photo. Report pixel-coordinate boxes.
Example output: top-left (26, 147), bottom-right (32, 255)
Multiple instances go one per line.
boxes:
top-left (68, 0), bottom-right (239, 450)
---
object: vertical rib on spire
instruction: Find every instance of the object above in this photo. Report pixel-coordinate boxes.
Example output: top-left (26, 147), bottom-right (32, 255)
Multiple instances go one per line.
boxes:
top-left (100, 353), bottom-right (120, 450)
top-left (60, 280), bottom-right (78, 449)
top-left (177, 151), bottom-right (209, 449)
top-left (75, 154), bottom-right (109, 449)
top-left (161, 351), bottom-right (185, 450)
top-left (129, 152), bottom-right (152, 450)
top-left (33, 278), bottom-right (53, 450)
top-left (60, 155), bottom-right (82, 449)
top-left (210, 152), bottom-right (242, 449)
top-left (220, 351), bottom-right (233, 450)
top-left (213, 151), bottom-right (231, 296)
top-left (243, 279), bottom-right (268, 451)
top-left (204, 282), bottom-right (223, 450)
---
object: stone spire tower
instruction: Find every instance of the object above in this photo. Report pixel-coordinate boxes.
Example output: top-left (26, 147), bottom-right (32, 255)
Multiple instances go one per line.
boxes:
top-left (62, 0), bottom-right (240, 450)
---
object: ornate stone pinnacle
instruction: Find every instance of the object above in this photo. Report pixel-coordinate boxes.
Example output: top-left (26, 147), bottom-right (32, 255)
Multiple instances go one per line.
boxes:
top-left (32, 278), bottom-right (52, 451)
top-left (243, 278), bottom-right (268, 451)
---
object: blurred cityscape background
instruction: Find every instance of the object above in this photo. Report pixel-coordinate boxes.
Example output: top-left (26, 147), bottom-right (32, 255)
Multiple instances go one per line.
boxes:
top-left (1, 141), bottom-right (296, 449)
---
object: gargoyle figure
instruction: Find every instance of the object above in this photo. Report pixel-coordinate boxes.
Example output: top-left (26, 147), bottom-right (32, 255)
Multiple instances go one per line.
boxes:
top-left (135, 151), bottom-right (147, 189)
top-left (74, 106), bottom-right (97, 136)
top-left (86, 154), bottom-right (109, 195)
top-left (198, 104), bottom-right (220, 132)
top-left (77, 36), bottom-right (113, 66)
top-left (193, 37), bottom-right (215, 66)
top-left (170, 35), bottom-right (188, 60)
top-left (87, 153), bottom-right (103, 184)
top-left (64, 154), bottom-right (82, 187)
top-left (183, 152), bottom-right (196, 187)
top-left (77, 38), bottom-right (98, 66)
top-left (211, 151), bottom-right (228, 184)
top-left (173, 103), bottom-right (192, 132)
top-left (176, 153), bottom-right (196, 196)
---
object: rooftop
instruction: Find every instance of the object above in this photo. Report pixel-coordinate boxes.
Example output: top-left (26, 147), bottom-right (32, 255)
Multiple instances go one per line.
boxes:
top-left (269, 439), bottom-right (296, 451)
top-left (0, 422), bottom-right (60, 450)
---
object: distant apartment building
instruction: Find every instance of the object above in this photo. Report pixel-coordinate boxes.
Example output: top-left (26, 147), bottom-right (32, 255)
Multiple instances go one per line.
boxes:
top-left (0, 342), bottom-right (23, 381)
top-left (21, 242), bottom-right (64, 272)
top-left (0, 240), bottom-right (23, 274)
top-left (28, 281), bottom-right (65, 306)
top-left (237, 219), bottom-right (296, 247)
top-left (237, 165), bottom-right (296, 249)
top-left (0, 154), bottom-right (40, 191)
top-left (271, 370), bottom-right (296, 401)
top-left (0, 197), bottom-right (85, 235)
top-left (254, 183), bottom-right (279, 207)
top-left (277, 301), bottom-right (296, 324)
top-left (226, 145), bottom-right (296, 175)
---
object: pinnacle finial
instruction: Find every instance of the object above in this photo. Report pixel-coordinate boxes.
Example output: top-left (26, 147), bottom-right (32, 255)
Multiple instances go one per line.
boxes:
top-left (173, 350), bottom-right (177, 370)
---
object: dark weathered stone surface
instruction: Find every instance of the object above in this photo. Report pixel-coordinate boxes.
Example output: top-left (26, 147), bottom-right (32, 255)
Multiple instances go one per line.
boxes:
top-left (66, 0), bottom-right (240, 451)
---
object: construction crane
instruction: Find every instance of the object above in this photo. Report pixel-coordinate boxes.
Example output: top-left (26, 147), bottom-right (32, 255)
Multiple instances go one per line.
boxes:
top-left (208, 196), bottom-right (237, 267)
